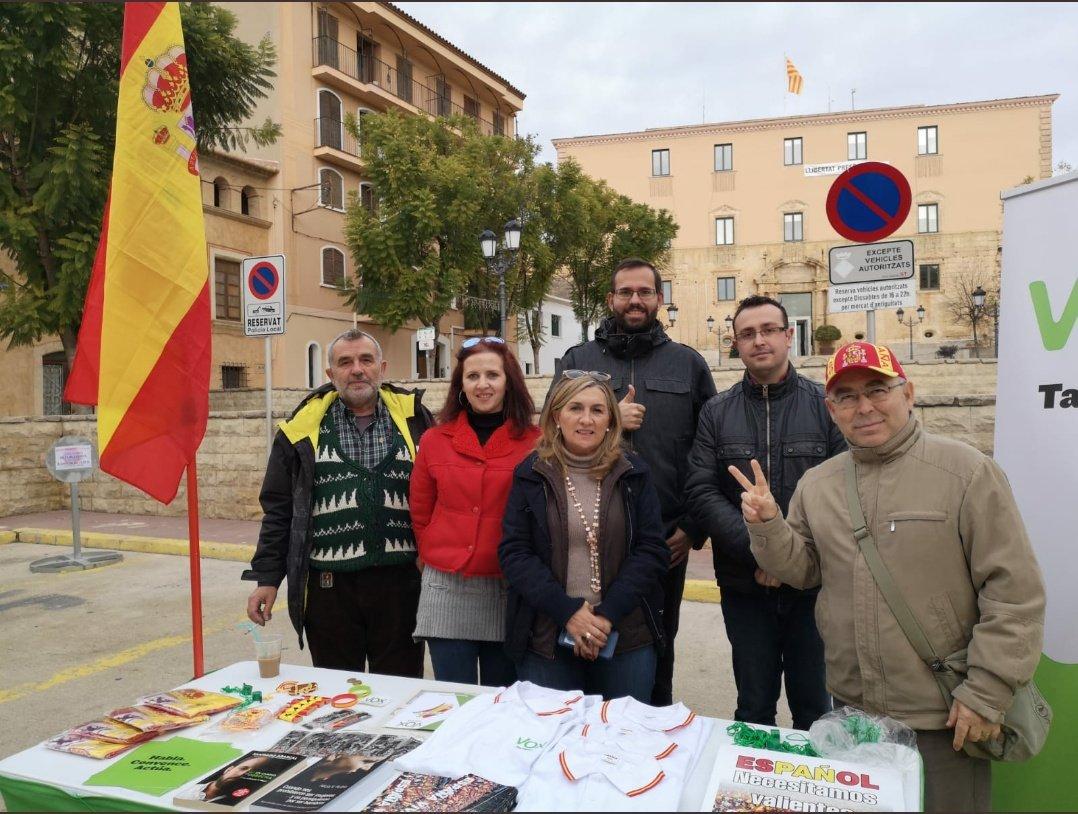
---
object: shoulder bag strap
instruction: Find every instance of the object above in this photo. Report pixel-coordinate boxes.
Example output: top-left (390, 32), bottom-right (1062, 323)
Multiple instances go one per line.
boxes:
top-left (844, 455), bottom-right (955, 705)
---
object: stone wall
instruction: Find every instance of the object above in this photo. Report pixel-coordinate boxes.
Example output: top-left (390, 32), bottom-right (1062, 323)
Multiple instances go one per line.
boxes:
top-left (0, 394), bottom-right (997, 521)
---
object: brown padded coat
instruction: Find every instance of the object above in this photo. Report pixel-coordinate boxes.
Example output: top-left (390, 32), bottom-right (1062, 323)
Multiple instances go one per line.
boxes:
top-left (748, 417), bottom-right (1046, 730)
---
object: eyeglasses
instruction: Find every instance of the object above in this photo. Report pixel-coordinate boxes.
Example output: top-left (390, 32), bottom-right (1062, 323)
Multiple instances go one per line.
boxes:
top-left (827, 379), bottom-right (906, 409)
top-left (561, 370), bottom-right (612, 382)
top-left (612, 288), bottom-right (658, 301)
top-left (734, 325), bottom-right (789, 343)
top-left (461, 336), bottom-right (506, 349)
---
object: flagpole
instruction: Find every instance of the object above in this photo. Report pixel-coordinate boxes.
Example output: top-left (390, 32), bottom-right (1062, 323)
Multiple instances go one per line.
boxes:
top-left (187, 462), bottom-right (205, 678)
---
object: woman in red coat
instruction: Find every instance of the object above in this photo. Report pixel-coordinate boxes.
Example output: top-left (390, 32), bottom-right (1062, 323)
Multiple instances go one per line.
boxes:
top-left (409, 337), bottom-right (539, 685)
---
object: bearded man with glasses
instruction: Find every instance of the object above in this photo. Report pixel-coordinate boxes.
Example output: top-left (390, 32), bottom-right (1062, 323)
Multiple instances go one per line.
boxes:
top-left (686, 294), bottom-right (845, 732)
top-left (727, 341), bottom-right (1045, 812)
top-left (546, 257), bottom-right (716, 706)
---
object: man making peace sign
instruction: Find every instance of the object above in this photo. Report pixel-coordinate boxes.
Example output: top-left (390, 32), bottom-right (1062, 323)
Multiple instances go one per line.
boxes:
top-left (734, 341), bottom-right (1045, 813)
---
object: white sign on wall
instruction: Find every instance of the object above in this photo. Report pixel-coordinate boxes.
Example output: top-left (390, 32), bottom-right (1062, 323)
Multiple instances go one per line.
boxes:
top-left (803, 159), bottom-right (869, 178)
top-left (416, 326), bottom-right (435, 351)
top-left (997, 171), bottom-right (1078, 665)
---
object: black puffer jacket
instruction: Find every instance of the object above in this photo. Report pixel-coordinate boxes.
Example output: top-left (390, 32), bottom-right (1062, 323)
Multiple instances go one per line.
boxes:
top-left (685, 366), bottom-right (846, 594)
top-left (551, 318), bottom-right (717, 543)
top-left (241, 381), bottom-right (434, 647)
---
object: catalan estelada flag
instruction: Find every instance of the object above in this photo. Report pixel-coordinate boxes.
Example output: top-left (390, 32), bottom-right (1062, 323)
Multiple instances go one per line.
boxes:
top-left (66, 2), bottom-right (209, 504)
top-left (786, 57), bottom-right (804, 95)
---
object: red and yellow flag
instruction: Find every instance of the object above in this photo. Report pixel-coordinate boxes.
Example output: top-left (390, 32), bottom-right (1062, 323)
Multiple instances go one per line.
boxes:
top-left (66, 2), bottom-right (209, 504)
top-left (786, 57), bottom-right (804, 95)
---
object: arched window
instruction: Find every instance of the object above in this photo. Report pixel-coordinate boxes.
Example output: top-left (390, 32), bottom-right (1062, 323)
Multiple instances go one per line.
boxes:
top-left (213, 177), bottom-right (229, 208)
top-left (359, 182), bottom-right (376, 214)
top-left (319, 168), bottom-right (343, 210)
top-left (321, 246), bottom-right (345, 287)
top-left (306, 342), bottom-right (323, 389)
top-left (318, 89), bottom-right (343, 150)
top-left (240, 186), bottom-right (257, 217)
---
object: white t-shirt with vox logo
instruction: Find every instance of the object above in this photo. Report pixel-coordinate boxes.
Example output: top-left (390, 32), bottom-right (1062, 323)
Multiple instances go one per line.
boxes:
top-left (393, 682), bottom-right (592, 787)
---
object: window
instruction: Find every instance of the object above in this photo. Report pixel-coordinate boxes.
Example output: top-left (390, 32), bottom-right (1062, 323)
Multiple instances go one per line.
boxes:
top-left (240, 186), bottom-right (256, 217)
top-left (784, 212), bottom-right (804, 242)
top-left (317, 89), bottom-right (343, 150)
top-left (525, 362), bottom-right (533, 375)
top-left (717, 276), bottom-right (736, 301)
top-left (918, 125), bottom-right (938, 155)
top-left (357, 34), bottom-right (376, 83)
top-left (715, 216), bottom-right (734, 246)
top-left (221, 365), bottom-right (247, 389)
top-left (319, 168), bottom-right (343, 210)
top-left (463, 95), bottom-right (479, 120)
top-left (321, 247), bottom-right (345, 287)
top-left (360, 182), bottom-right (376, 214)
top-left (918, 203), bottom-right (939, 234)
top-left (551, 314), bottom-right (561, 337)
top-left (316, 8), bottom-right (339, 69)
top-left (434, 75), bottom-right (451, 117)
top-left (307, 343), bottom-right (322, 389)
top-left (493, 111), bottom-right (505, 137)
top-left (396, 55), bottom-right (413, 104)
top-left (919, 263), bottom-right (940, 290)
top-left (714, 143), bottom-right (733, 172)
top-left (661, 280), bottom-right (672, 303)
top-left (42, 351), bottom-right (70, 415)
top-left (214, 257), bottom-right (241, 321)
top-left (784, 137), bottom-right (803, 166)
top-left (212, 177), bottom-right (229, 208)
top-left (651, 149), bottom-right (670, 177)
top-left (848, 131), bottom-right (867, 160)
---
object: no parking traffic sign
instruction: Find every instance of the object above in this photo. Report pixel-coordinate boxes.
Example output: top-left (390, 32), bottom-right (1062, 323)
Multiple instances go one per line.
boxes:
top-left (826, 162), bottom-right (912, 243)
top-left (241, 255), bottom-right (286, 336)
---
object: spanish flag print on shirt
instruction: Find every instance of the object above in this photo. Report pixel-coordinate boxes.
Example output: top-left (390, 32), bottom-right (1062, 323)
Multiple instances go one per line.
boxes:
top-left (66, 2), bottom-right (210, 504)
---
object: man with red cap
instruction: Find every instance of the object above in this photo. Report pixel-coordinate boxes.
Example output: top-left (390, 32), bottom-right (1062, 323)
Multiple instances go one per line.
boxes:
top-left (729, 341), bottom-right (1046, 812)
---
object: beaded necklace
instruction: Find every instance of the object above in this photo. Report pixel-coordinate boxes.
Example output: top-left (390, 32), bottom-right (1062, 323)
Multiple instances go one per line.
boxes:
top-left (565, 472), bottom-right (603, 593)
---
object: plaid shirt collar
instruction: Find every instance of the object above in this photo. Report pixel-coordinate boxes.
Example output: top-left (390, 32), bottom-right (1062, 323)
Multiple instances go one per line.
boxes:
top-left (329, 391), bottom-right (394, 469)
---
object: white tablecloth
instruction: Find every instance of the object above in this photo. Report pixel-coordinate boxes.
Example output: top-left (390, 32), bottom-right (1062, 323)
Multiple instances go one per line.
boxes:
top-left (0, 660), bottom-right (921, 811)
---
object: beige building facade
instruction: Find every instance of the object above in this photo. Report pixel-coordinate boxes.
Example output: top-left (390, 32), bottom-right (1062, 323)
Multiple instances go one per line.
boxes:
top-left (554, 95), bottom-right (1056, 362)
top-left (2, 2), bottom-right (523, 417)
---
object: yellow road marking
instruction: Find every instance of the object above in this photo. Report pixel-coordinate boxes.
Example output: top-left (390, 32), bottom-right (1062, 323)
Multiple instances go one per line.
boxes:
top-left (0, 613), bottom-right (252, 705)
top-left (13, 528), bottom-right (255, 563)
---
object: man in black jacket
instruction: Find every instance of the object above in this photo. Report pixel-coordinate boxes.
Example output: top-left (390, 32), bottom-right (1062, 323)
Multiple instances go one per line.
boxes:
top-left (686, 296), bottom-right (845, 730)
top-left (242, 329), bottom-right (434, 675)
top-left (549, 258), bottom-right (716, 705)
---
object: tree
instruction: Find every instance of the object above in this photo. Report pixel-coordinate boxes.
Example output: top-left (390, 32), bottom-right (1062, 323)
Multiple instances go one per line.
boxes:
top-left (942, 270), bottom-right (998, 354)
top-left (341, 110), bottom-right (537, 343)
top-left (561, 164), bottom-right (678, 340)
top-left (0, 3), bottom-right (279, 373)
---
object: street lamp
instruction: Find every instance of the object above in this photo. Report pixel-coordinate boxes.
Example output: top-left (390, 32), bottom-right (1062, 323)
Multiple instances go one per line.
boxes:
top-left (971, 285), bottom-right (987, 359)
top-left (666, 302), bottom-right (679, 328)
top-left (980, 289), bottom-right (1001, 358)
top-left (724, 314), bottom-right (734, 365)
top-left (896, 304), bottom-right (926, 360)
top-left (479, 219), bottom-right (521, 338)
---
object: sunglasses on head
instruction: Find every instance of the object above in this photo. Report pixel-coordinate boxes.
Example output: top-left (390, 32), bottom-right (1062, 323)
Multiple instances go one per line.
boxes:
top-left (461, 336), bottom-right (506, 349)
top-left (561, 369), bottom-right (612, 382)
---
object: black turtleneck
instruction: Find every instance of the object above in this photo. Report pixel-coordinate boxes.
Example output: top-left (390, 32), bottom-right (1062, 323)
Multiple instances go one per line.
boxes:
top-left (467, 408), bottom-right (505, 446)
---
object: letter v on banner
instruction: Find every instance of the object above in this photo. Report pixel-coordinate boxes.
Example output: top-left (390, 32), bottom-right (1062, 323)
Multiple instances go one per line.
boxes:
top-left (1029, 279), bottom-right (1078, 351)
top-left (65, 2), bottom-right (209, 678)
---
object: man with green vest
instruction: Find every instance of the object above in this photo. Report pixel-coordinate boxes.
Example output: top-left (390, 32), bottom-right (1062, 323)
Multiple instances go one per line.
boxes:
top-left (244, 329), bottom-right (434, 676)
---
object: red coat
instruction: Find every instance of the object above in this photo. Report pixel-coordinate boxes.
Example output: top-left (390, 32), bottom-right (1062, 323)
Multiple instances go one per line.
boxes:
top-left (410, 412), bottom-right (540, 577)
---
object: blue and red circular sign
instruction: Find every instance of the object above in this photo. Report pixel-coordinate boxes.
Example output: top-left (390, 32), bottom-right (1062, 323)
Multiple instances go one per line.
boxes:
top-left (826, 162), bottom-right (912, 243)
top-left (247, 261), bottom-right (280, 300)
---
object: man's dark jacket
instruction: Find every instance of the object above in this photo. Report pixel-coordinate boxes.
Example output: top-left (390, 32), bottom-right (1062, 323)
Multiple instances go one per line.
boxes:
top-left (241, 382), bottom-right (434, 646)
top-left (499, 451), bottom-right (670, 661)
top-left (552, 317), bottom-right (717, 543)
top-left (685, 366), bottom-right (846, 594)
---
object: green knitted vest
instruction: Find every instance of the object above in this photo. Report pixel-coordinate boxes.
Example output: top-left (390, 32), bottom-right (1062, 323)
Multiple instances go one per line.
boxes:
top-left (308, 411), bottom-right (417, 572)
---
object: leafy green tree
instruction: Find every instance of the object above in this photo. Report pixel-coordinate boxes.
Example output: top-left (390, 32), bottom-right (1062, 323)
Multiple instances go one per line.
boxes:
top-left (0, 2), bottom-right (279, 372)
top-left (341, 110), bottom-right (536, 343)
top-left (561, 164), bottom-right (678, 340)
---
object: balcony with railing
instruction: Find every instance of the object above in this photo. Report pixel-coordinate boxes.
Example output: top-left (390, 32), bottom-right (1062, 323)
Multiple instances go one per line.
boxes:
top-left (312, 36), bottom-right (506, 137)
top-left (314, 116), bottom-right (363, 171)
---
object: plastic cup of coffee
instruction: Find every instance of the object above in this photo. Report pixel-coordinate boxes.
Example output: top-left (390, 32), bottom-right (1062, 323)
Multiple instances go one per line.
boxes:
top-left (254, 633), bottom-right (283, 678)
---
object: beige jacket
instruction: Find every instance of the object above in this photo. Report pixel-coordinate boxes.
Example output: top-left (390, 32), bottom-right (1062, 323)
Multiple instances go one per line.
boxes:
top-left (748, 417), bottom-right (1045, 730)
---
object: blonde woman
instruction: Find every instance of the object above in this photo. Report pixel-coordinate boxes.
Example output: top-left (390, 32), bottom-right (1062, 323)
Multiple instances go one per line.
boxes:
top-left (498, 372), bottom-right (669, 701)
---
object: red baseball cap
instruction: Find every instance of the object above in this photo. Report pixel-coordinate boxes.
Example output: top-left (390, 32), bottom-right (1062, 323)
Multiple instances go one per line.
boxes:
top-left (825, 341), bottom-right (906, 392)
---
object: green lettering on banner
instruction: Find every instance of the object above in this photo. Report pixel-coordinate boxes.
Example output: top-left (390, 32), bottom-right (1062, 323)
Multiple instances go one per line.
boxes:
top-left (1030, 279), bottom-right (1078, 351)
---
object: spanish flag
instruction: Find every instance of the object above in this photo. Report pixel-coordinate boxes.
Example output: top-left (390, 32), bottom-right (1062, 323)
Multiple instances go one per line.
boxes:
top-left (66, 2), bottom-right (209, 504)
top-left (786, 57), bottom-right (804, 95)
